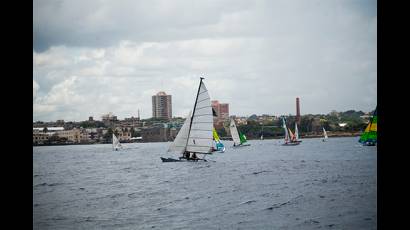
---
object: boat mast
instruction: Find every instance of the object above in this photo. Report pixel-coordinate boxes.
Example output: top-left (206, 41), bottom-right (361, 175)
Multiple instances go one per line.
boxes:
top-left (184, 77), bottom-right (204, 154)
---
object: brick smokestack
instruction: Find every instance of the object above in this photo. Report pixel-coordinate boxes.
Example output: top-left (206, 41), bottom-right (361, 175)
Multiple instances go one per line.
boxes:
top-left (296, 97), bottom-right (301, 124)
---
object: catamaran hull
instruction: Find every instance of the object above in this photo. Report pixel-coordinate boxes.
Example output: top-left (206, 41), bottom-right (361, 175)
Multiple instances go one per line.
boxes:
top-left (362, 142), bottom-right (376, 146)
top-left (160, 157), bottom-right (207, 162)
top-left (233, 144), bottom-right (251, 147)
top-left (282, 142), bottom-right (300, 146)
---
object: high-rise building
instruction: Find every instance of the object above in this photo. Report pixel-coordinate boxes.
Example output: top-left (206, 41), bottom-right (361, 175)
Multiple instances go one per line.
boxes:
top-left (296, 97), bottom-right (301, 124)
top-left (211, 100), bottom-right (229, 128)
top-left (152, 91), bottom-right (172, 120)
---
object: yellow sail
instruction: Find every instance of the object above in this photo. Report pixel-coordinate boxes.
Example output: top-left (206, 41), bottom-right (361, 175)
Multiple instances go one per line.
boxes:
top-left (213, 128), bottom-right (220, 142)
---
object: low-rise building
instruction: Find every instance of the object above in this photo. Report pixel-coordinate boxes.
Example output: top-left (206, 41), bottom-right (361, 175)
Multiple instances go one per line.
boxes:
top-left (140, 127), bottom-right (170, 142)
top-left (33, 130), bottom-right (51, 144)
top-left (56, 128), bottom-right (81, 143)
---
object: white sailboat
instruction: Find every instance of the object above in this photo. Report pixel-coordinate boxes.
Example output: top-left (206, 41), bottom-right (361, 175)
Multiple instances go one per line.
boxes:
top-left (161, 77), bottom-right (214, 162)
top-left (112, 134), bottom-right (123, 151)
top-left (282, 118), bottom-right (299, 146)
top-left (230, 119), bottom-right (250, 147)
top-left (294, 123), bottom-right (302, 143)
top-left (230, 119), bottom-right (241, 146)
top-left (322, 127), bottom-right (328, 142)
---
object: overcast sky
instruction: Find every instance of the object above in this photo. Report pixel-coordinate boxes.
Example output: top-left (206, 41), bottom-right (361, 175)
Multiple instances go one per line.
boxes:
top-left (33, 0), bottom-right (376, 121)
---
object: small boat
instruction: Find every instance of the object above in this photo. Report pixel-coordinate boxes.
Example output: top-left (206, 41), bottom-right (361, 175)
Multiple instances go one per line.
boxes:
top-left (294, 123), bottom-right (302, 143)
top-left (212, 128), bottom-right (225, 152)
top-left (230, 119), bottom-right (250, 147)
top-left (112, 134), bottom-right (123, 151)
top-left (359, 107), bottom-right (377, 146)
top-left (322, 127), bottom-right (328, 142)
top-left (160, 157), bottom-right (207, 162)
top-left (282, 117), bottom-right (300, 146)
top-left (161, 77), bottom-right (214, 162)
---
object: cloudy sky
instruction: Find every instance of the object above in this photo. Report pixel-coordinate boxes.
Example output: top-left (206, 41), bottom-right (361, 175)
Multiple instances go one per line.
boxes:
top-left (33, 0), bottom-right (376, 121)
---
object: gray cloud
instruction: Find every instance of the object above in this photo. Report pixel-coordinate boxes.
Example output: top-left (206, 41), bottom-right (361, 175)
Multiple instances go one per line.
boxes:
top-left (33, 0), bottom-right (377, 121)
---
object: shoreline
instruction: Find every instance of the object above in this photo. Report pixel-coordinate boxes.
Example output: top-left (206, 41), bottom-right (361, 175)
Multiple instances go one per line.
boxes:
top-left (33, 132), bottom-right (361, 147)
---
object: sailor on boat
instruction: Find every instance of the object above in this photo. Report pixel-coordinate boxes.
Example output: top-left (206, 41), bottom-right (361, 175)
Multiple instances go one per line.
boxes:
top-left (191, 153), bottom-right (199, 160)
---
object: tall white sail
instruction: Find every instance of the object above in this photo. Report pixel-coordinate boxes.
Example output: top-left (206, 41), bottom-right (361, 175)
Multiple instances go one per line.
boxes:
top-left (112, 134), bottom-right (122, 149)
top-left (168, 111), bottom-right (192, 154)
top-left (282, 118), bottom-right (289, 143)
top-left (323, 128), bottom-right (328, 139)
top-left (186, 80), bottom-right (214, 153)
top-left (230, 119), bottom-right (241, 145)
top-left (295, 123), bottom-right (299, 140)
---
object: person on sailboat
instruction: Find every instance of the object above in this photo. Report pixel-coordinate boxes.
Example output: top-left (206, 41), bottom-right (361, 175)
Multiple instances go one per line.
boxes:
top-left (191, 152), bottom-right (198, 160)
top-left (185, 151), bottom-right (191, 160)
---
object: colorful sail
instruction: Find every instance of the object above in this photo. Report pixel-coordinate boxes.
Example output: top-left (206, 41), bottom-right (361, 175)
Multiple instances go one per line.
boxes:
top-left (239, 133), bottom-right (247, 144)
top-left (359, 108), bottom-right (377, 145)
top-left (288, 128), bottom-right (295, 141)
top-left (213, 128), bottom-right (220, 142)
top-left (213, 128), bottom-right (225, 151)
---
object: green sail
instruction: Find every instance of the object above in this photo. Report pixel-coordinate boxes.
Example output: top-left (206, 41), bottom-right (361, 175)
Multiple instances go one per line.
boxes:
top-left (359, 108), bottom-right (377, 144)
top-left (239, 133), bottom-right (247, 144)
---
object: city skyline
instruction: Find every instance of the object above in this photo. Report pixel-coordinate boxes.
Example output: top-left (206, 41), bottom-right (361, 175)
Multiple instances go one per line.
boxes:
top-left (33, 0), bottom-right (376, 121)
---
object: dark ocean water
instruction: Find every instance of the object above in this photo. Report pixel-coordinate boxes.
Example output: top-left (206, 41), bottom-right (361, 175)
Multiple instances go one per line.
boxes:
top-left (33, 137), bottom-right (376, 230)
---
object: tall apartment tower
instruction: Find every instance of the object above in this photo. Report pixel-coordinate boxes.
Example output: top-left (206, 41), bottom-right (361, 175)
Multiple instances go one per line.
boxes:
top-left (152, 91), bottom-right (172, 120)
top-left (296, 97), bottom-right (301, 124)
top-left (211, 100), bottom-right (229, 128)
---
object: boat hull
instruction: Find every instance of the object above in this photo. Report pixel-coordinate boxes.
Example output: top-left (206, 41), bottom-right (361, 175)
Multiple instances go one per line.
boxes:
top-left (282, 142), bottom-right (300, 146)
top-left (160, 157), bottom-right (207, 162)
top-left (233, 143), bottom-right (251, 147)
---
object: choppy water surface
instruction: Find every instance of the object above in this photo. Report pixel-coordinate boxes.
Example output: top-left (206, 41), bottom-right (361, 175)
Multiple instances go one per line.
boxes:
top-left (33, 137), bottom-right (376, 229)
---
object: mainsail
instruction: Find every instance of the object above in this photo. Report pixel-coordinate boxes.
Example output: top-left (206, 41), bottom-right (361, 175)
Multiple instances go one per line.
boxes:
top-left (112, 134), bottom-right (122, 150)
top-left (185, 78), bottom-right (214, 153)
top-left (295, 123), bottom-right (299, 140)
top-left (168, 111), bottom-right (192, 154)
top-left (359, 108), bottom-right (377, 145)
top-left (230, 119), bottom-right (241, 145)
top-left (323, 127), bottom-right (328, 140)
top-left (282, 118), bottom-right (289, 143)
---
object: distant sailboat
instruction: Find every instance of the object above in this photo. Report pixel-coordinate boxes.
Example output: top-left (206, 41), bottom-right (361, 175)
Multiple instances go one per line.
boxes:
top-left (322, 127), bottom-right (328, 142)
top-left (212, 128), bottom-right (225, 152)
top-left (112, 134), bottom-right (122, 151)
top-left (161, 77), bottom-right (214, 162)
top-left (359, 107), bottom-right (377, 146)
top-left (294, 123), bottom-right (302, 143)
top-left (230, 119), bottom-right (250, 147)
top-left (282, 118), bottom-right (299, 146)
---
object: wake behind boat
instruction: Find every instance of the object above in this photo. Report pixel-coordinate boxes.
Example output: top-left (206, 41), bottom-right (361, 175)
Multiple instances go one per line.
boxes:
top-left (161, 77), bottom-right (214, 162)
